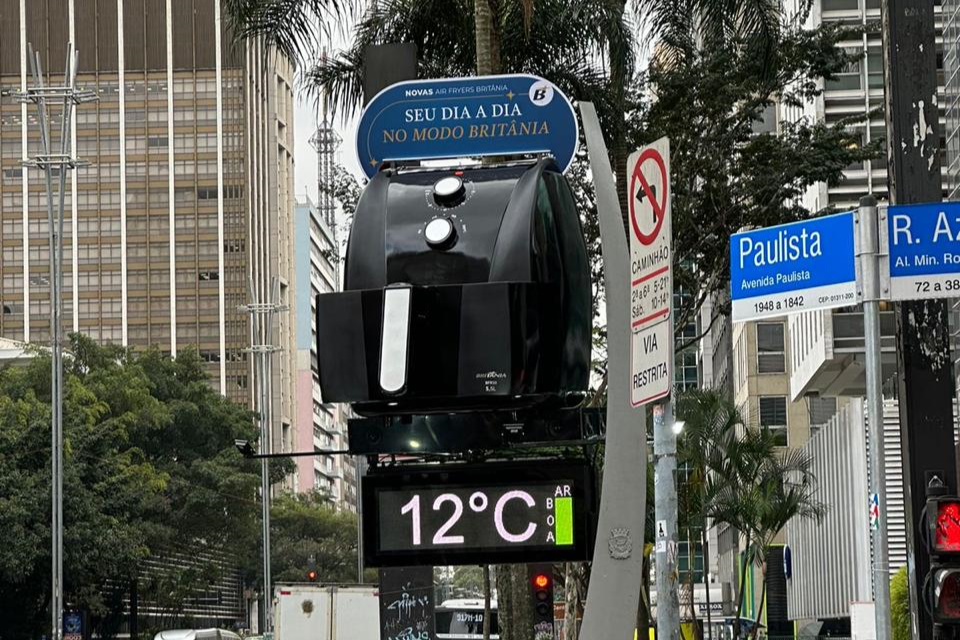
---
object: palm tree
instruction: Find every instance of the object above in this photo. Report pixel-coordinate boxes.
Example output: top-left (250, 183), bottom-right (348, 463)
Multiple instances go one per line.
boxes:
top-left (679, 390), bottom-right (825, 640)
top-left (677, 389), bottom-right (743, 638)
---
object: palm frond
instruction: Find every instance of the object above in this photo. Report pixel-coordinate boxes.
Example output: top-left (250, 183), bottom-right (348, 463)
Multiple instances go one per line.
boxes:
top-left (223, 0), bottom-right (361, 63)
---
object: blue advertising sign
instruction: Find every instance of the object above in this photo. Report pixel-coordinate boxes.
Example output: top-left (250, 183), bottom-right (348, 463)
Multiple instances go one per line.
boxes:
top-left (886, 201), bottom-right (960, 300)
top-left (730, 211), bottom-right (858, 322)
top-left (355, 74), bottom-right (578, 178)
top-left (64, 611), bottom-right (83, 640)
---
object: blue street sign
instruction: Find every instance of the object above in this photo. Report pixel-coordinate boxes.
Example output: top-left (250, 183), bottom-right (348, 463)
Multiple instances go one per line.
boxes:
top-left (887, 201), bottom-right (960, 300)
top-left (730, 211), bottom-right (858, 322)
top-left (355, 74), bottom-right (578, 179)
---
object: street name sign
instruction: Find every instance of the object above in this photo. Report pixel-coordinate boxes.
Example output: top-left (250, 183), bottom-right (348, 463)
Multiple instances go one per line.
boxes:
top-left (355, 74), bottom-right (578, 178)
top-left (628, 138), bottom-right (673, 408)
top-left (886, 201), bottom-right (960, 300)
top-left (730, 211), bottom-right (858, 322)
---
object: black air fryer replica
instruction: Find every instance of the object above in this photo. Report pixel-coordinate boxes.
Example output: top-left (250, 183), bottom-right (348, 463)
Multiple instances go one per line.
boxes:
top-left (316, 158), bottom-right (592, 416)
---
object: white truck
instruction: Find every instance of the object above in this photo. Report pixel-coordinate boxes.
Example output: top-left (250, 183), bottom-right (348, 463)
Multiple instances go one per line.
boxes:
top-left (273, 584), bottom-right (380, 640)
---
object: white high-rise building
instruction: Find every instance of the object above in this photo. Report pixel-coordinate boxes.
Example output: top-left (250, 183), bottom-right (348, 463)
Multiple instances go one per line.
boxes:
top-left (293, 195), bottom-right (355, 511)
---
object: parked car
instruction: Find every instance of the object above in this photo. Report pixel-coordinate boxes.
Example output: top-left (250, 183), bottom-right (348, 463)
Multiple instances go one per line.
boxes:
top-left (153, 630), bottom-right (242, 640)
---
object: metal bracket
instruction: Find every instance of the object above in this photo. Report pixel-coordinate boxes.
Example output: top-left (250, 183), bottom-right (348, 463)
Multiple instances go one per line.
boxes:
top-left (878, 203), bottom-right (892, 300)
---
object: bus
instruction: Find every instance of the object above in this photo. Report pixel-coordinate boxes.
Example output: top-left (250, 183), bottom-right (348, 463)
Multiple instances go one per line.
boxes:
top-left (435, 599), bottom-right (500, 640)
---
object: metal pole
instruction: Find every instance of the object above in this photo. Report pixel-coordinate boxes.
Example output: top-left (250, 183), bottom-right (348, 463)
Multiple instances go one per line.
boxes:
top-left (702, 523), bottom-right (713, 640)
top-left (356, 455), bottom-right (364, 583)
top-left (260, 295), bottom-right (273, 636)
top-left (880, 1), bottom-right (954, 638)
top-left (859, 195), bottom-right (892, 640)
top-left (28, 46), bottom-right (63, 640)
top-left (654, 401), bottom-right (680, 640)
top-left (26, 43), bottom-right (77, 640)
top-left (240, 277), bottom-right (286, 636)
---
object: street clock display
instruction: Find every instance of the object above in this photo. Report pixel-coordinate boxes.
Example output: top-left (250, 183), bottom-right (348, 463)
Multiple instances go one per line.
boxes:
top-left (362, 461), bottom-right (596, 566)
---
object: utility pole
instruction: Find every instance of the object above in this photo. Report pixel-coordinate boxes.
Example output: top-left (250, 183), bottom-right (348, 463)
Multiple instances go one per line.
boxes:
top-left (16, 42), bottom-right (95, 640)
top-left (653, 402), bottom-right (680, 640)
top-left (881, 1), bottom-right (956, 638)
top-left (858, 195), bottom-right (892, 640)
top-left (240, 278), bottom-right (287, 636)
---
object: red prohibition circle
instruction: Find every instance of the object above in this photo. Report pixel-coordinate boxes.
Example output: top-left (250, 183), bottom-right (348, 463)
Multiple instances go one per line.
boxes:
top-left (629, 148), bottom-right (668, 245)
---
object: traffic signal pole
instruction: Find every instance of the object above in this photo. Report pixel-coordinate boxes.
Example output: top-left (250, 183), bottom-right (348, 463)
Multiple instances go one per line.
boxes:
top-left (881, 1), bottom-right (957, 637)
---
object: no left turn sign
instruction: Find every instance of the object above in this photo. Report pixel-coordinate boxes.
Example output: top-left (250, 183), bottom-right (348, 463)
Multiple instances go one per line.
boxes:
top-left (628, 138), bottom-right (673, 408)
top-left (629, 148), bottom-right (668, 246)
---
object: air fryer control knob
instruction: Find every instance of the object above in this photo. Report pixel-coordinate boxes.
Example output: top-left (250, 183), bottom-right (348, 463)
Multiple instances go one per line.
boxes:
top-left (425, 217), bottom-right (457, 249)
top-left (433, 176), bottom-right (466, 206)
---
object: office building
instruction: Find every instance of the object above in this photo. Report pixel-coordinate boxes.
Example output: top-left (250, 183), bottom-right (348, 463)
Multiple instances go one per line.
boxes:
top-left (0, 0), bottom-right (298, 628)
top-left (293, 195), bottom-right (355, 510)
top-left (785, 397), bottom-right (907, 624)
top-left (772, 0), bottom-right (951, 629)
top-left (0, 0), bottom-right (297, 454)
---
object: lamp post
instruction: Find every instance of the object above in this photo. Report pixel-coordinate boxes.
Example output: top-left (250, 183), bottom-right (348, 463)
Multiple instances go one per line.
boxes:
top-left (15, 42), bottom-right (95, 640)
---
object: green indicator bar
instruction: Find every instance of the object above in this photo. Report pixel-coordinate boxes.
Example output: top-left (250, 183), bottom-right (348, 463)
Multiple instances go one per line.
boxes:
top-left (555, 497), bottom-right (574, 545)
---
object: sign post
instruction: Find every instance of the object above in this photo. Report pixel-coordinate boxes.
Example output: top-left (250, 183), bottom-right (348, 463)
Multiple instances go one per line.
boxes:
top-left (860, 196), bottom-right (892, 640)
top-left (627, 138), bottom-right (680, 640)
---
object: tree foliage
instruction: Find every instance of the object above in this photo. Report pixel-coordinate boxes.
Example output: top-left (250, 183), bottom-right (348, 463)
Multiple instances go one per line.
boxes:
top-left (891, 566), bottom-right (910, 640)
top-left (0, 336), bottom-right (275, 639)
top-left (271, 491), bottom-right (374, 584)
top-left (638, 19), bottom-right (877, 345)
top-left (676, 389), bottom-right (826, 638)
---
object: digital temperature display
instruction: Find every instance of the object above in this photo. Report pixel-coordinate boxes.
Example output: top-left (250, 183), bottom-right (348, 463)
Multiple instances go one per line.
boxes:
top-left (362, 461), bottom-right (596, 566)
top-left (379, 483), bottom-right (575, 551)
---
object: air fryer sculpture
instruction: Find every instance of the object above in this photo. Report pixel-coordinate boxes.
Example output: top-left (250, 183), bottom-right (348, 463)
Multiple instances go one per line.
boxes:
top-left (316, 158), bottom-right (592, 416)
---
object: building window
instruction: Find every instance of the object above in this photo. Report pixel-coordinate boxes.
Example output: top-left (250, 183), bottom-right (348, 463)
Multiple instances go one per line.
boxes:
top-left (823, 0), bottom-right (858, 10)
top-left (826, 49), bottom-right (863, 92)
top-left (807, 396), bottom-right (838, 436)
top-left (677, 539), bottom-right (704, 583)
top-left (759, 396), bottom-right (788, 446)
top-left (756, 323), bottom-right (785, 374)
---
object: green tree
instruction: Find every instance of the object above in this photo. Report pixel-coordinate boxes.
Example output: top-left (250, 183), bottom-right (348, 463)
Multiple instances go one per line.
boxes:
top-left (0, 340), bottom-right (172, 639)
top-left (678, 389), bottom-right (824, 639)
top-left (676, 389), bottom-right (743, 637)
top-left (0, 336), bottom-right (273, 638)
top-left (891, 566), bottom-right (910, 640)
top-left (271, 491), bottom-right (373, 584)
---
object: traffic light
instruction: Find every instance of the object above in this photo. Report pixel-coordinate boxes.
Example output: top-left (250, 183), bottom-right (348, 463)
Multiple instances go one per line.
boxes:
top-left (306, 555), bottom-right (318, 583)
top-left (528, 564), bottom-right (554, 627)
top-left (924, 480), bottom-right (960, 623)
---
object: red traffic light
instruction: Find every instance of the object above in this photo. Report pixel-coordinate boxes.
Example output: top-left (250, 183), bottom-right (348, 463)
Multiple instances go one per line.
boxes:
top-left (934, 499), bottom-right (960, 554)
top-left (307, 569), bottom-right (318, 582)
top-left (533, 574), bottom-right (550, 590)
top-left (933, 568), bottom-right (960, 622)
